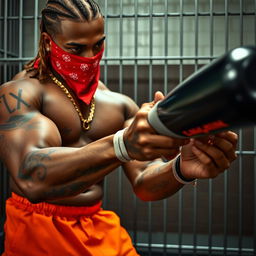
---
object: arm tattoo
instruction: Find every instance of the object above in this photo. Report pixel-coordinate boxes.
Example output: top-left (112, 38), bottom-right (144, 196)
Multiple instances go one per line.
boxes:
top-left (0, 113), bottom-right (36, 131)
top-left (0, 88), bottom-right (31, 113)
top-left (18, 149), bottom-right (56, 181)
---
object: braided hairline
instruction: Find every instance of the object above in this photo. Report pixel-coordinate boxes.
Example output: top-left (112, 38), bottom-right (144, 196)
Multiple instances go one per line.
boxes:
top-left (24, 0), bottom-right (102, 81)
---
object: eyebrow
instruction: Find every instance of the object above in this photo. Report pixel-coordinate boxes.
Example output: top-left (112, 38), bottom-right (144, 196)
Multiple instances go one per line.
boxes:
top-left (66, 36), bottom-right (106, 47)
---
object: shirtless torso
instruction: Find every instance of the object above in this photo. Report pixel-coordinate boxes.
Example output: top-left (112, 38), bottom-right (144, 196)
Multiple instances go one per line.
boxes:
top-left (6, 69), bottom-right (138, 206)
top-left (1, 10), bottom-right (237, 209)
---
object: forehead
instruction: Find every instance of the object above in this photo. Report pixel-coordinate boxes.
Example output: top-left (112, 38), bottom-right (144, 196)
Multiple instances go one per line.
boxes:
top-left (56, 16), bottom-right (105, 42)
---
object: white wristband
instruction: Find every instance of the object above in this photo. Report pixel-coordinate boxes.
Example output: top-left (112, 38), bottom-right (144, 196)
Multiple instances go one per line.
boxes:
top-left (113, 128), bottom-right (133, 162)
top-left (172, 154), bottom-right (197, 185)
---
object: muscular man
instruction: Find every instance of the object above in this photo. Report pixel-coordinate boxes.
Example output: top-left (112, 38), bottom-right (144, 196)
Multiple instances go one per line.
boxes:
top-left (1, 1), bottom-right (237, 255)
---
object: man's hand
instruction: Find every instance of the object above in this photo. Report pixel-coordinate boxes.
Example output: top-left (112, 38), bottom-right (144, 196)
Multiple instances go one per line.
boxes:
top-left (179, 131), bottom-right (238, 180)
top-left (124, 92), bottom-right (189, 161)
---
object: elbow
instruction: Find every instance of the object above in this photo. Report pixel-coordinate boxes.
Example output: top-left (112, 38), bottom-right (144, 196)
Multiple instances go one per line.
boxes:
top-left (134, 188), bottom-right (170, 202)
top-left (133, 186), bottom-right (158, 202)
top-left (18, 181), bottom-right (47, 204)
top-left (133, 179), bottom-right (173, 202)
top-left (132, 172), bottom-right (163, 201)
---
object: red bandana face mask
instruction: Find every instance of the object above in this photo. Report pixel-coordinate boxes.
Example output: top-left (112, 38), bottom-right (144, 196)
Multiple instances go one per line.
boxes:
top-left (49, 39), bottom-right (104, 105)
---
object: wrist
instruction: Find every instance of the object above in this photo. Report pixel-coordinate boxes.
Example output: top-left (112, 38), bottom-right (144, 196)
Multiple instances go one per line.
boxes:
top-left (113, 128), bottom-right (133, 162)
top-left (172, 154), bottom-right (197, 185)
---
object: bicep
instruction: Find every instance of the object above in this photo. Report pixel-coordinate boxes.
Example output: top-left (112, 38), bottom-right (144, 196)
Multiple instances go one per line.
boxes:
top-left (0, 83), bottom-right (61, 178)
top-left (0, 112), bottom-right (61, 173)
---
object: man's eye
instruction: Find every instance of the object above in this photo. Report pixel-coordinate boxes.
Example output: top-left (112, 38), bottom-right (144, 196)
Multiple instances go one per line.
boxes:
top-left (69, 47), bottom-right (82, 54)
top-left (95, 42), bottom-right (103, 49)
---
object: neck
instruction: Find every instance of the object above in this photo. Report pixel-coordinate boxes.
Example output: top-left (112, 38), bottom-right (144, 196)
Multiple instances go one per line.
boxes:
top-left (51, 69), bottom-right (65, 86)
top-left (50, 70), bottom-right (85, 108)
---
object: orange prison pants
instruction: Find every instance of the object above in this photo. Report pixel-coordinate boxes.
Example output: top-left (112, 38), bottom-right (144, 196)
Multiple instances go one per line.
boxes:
top-left (2, 193), bottom-right (140, 256)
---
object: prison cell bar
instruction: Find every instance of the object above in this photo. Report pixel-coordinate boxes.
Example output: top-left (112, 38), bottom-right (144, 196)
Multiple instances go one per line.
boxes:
top-left (254, 2), bottom-right (256, 254)
top-left (163, 0), bottom-right (169, 254)
top-left (132, 0), bottom-right (139, 249)
top-left (102, 0), bottom-right (109, 211)
top-left (0, 1), bottom-right (256, 255)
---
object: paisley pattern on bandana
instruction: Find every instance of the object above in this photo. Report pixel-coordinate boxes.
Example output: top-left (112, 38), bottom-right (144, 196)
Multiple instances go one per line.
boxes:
top-left (49, 39), bottom-right (104, 105)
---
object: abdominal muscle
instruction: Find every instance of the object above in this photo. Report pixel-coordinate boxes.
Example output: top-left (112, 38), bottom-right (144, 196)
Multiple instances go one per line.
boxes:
top-left (10, 178), bottom-right (104, 206)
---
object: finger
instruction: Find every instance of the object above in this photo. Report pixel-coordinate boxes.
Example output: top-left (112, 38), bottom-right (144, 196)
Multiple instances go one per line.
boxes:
top-left (193, 140), bottom-right (231, 170)
top-left (210, 136), bottom-right (237, 161)
top-left (140, 102), bottom-right (155, 112)
top-left (215, 131), bottom-right (238, 148)
top-left (154, 91), bottom-right (165, 103)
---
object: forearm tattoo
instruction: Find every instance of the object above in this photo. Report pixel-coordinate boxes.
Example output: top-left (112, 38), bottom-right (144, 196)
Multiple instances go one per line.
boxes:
top-left (18, 149), bottom-right (56, 181)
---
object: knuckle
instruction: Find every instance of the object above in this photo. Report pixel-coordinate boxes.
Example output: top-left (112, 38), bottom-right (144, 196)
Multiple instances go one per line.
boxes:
top-left (225, 162), bottom-right (231, 169)
top-left (213, 152), bottom-right (225, 162)
top-left (232, 153), bottom-right (238, 161)
top-left (232, 132), bottom-right (239, 141)
top-left (137, 107), bottom-right (149, 117)
top-left (135, 111), bottom-right (144, 120)
top-left (142, 147), bottom-right (153, 158)
top-left (137, 135), bottom-right (148, 146)
top-left (204, 158), bottom-right (212, 166)
top-left (226, 143), bottom-right (234, 152)
top-left (136, 120), bottom-right (149, 131)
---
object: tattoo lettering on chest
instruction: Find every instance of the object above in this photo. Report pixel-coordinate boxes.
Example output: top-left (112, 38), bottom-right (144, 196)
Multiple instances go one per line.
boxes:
top-left (0, 113), bottom-right (36, 130)
top-left (18, 149), bottom-right (56, 181)
top-left (0, 88), bottom-right (31, 114)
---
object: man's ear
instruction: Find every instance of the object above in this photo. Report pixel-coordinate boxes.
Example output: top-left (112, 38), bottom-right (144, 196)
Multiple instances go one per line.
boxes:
top-left (41, 32), bottom-right (52, 52)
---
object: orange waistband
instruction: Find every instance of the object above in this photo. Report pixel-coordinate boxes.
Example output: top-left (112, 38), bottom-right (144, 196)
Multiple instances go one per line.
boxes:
top-left (9, 193), bottom-right (102, 217)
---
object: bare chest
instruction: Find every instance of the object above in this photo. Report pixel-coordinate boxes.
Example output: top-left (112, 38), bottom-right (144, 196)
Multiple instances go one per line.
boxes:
top-left (42, 87), bottom-right (126, 147)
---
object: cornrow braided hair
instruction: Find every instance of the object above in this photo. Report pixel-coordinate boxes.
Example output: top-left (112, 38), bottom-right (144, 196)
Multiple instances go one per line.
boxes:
top-left (25, 0), bottom-right (102, 81)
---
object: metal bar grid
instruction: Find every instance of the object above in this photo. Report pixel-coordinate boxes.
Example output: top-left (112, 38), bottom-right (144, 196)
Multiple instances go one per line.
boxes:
top-left (192, 2), bottom-right (199, 255)
top-left (254, 3), bottom-right (256, 255)
top-left (147, 1), bottom-right (153, 255)
top-left (163, 1), bottom-right (169, 254)
top-left (1, 11), bottom-right (255, 20)
top-left (208, 1), bottom-right (214, 255)
top-left (178, 2), bottom-right (184, 255)
top-left (0, 1), bottom-right (256, 256)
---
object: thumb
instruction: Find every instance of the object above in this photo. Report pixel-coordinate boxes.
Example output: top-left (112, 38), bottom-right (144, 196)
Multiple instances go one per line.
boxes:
top-left (154, 91), bottom-right (165, 104)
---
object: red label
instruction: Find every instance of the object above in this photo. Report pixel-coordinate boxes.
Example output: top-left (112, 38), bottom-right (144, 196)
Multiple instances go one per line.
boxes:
top-left (182, 120), bottom-right (229, 137)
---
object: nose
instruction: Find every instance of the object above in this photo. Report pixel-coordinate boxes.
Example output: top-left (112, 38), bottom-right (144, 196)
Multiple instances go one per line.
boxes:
top-left (83, 49), bottom-right (94, 58)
